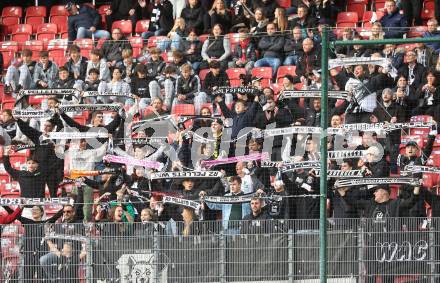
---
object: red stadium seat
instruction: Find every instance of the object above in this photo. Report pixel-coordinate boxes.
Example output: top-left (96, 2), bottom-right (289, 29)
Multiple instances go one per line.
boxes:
top-left (36, 23), bottom-right (58, 39)
top-left (98, 4), bottom-right (111, 29)
top-left (226, 68), bottom-right (246, 87)
top-left (128, 36), bottom-right (143, 57)
top-left (421, 2), bottom-right (435, 20)
top-left (198, 69), bottom-right (210, 85)
top-left (112, 20), bottom-right (132, 35)
top-left (276, 0), bottom-right (291, 9)
top-left (49, 5), bottom-right (68, 17)
top-left (347, 3), bottom-right (366, 20)
top-left (276, 65), bottom-right (297, 83)
top-left (227, 33), bottom-right (240, 53)
top-left (199, 34), bottom-right (209, 43)
top-left (73, 38), bottom-right (94, 58)
top-left (11, 24), bottom-right (33, 43)
top-left (25, 6), bottom-right (47, 33)
top-left (337, 12), bottom-right (359, 24)
top-left (171, 104), bottom-right (196, 116)
top-left (251, 67), bottom-right (273, 87)
top-left (96, 38), bottom-right (107, 49)
top-left (409, 115), bottom-right (433, 136)
top-left (22, 40), bottom-right (44, 58)
top-left (135, 20), bottom-right (150, 35)
top-left (0, 41), bottom-right (19, 68)
top-left (2, 6), bottom-right (23, 18)
top-left (48, 39), bottom-right (68, 66)
top-left (407, 26), bottom-right (428, 38)
top-left (1, 17), bottom-right (21, 34)
top-left (49, 15), bottom-right (68, 33)
top-left (423, 173), bottom-right (439, 188)
top-left (147, 36), bottom-right (167, 48)
top-left (427, 150), bottom-right (440, 167)
top-left (199, 103), bottom-right (214, 114)
top-left (362, 11), bottom-right (384, 27)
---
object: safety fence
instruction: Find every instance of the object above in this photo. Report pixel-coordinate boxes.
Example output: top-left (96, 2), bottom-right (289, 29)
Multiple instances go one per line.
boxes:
top-left (1, 217), bottom-right (440, 282)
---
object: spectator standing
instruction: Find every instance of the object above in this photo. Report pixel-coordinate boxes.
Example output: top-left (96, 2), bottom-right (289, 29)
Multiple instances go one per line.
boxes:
top-left (181, 0), bottom-right (206, 35)
top-left (209, 0), bottom-right (232, 33)
top-left (66, 2), bottom-right (110, 42)
top-left (142, 0), bottom-right (174, 38)
top-left (400, 0), bottom-right (422, 26)
top-left (105, 0), bottom-right (137, 31)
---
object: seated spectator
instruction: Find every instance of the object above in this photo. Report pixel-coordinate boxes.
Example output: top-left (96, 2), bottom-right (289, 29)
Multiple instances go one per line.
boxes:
top-left (141, 0), bottom-right (174, 39)
top-left (288, 5), bottom-right (316, 38)
top-left (381, 43), bottom-right (403, 69)
top-left (86, 49), bottom-right (110, 82)
top-left (66, 1), bottom-right (110, 42)
top-left (98, 67), bottom-right (131, 104)
top-left (102, 28), bottom-right (132, 68)
top-left (294, 38), bottom-right (321, 84)
top-left (4, 49), bottom-right (36, 93)
top-left (81, 68), bottom-right (101, 100)
top-left (249, 7), bottom-right (269, 39)
top-left (335, 28), bottom-right (354, 57)
top-left (398, 50), bottom-right (427, 90)
top-left (168, 50), bottom-right (190, 75)
top-left (414, 42), bottom-right (436, 68)
top-left (423, 19), bottom-right (440, 54)
top-left (203, 60), bottom-right (231, 103)
top-left (182, 29), bottom-right (204, 72)
top-left (273, 7), bottom-right (288, 33)
top-left (33, 51), bottom-right (59, 89)
top-left (145, 48), bottom-right (166, 95)
top-left (64, 45), bottom-right (88, 82)
top-left (157, 17), bottom-right (187, 52)
top-left (174, 63), bottom-right (207, 113)
top-left (105, 0), bottom-right (137, 32)
top-left (53, 66), bottom-right (76, 91)
top-left (252, 0), bottom-right (279, 21)
top-left (120, 49), bottom-right (137, 83)
top-left (144, 97), bottom-right (170, 119)
top-left (131, 64), bottom-right (151, 109)
top-left (369, 22), bottom-right (385, 54)
top-left (380, 0), bottom-right (408, 39)
top-left (181, 0), bottom-right (206, 35)
top-left (228, 28), bottom-right (257, 73)
top-left (151, 65), bottom-right (178, 110)
top-left (0, 109), bottom-right (16, 143)
top-left (254, 22), bottom-right (285, 77)
top-left (200, 24), bottom-right (231, 70)
top-left (209, 0), bottom-right (232, 33)
top-left (283, 26), bottom-right (303, 66)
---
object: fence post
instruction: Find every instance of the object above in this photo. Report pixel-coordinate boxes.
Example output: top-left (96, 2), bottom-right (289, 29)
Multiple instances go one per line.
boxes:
top-left (85, 224), bottom-right (93, 283)
top-left (153, 223), bottom-right (160, 283)
top-left (288, 229), bottom-right (294, 283)
top-left (219, 231), bottom-right (226, 283)
top-left (358, 219), bottom-right (366, 283)
top-left (429, 219), bottom-right (436, 283)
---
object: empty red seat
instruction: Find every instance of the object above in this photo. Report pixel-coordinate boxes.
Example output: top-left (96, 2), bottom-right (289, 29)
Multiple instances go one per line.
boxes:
top-left (49, 15), bottom-right (68, 33)
top-left (198, 69), bottom-right (210, 85)
top-left (276, 0), bottom-right (291, 8)
top-left (50, 5), bottom-right (68, 17)
top-left (227, 33), bottom-right (240, 53)
top-left (347, 3), bottom-right (366, 20)
top-left (112, 20), bottom-right (132, 35)
top-left (171, 104), bottom-right (196, 116)
top-left (73, 38), bottom-right (94, 58)
top-left (199, 34), bottom-right (209, 43)
top-left (11, 24), bottom-right (33, 43)
top-left (1, 6), bottom-right (21, 34)
top-left (226, 68), bottom-right (246, 87)
top-left (337, 12), bottom-right (359, 24)
top-left (251, 67), bottom-right (273, 87)
top-left (48, 39), bottom-right (68, 66)
top-left (98, 4), bottom-right (111, 29)
top-left (135, 19), bottom-right (150, 35)
top-left (22, 40), bottom-right (44, 58)
top-left (276, 65), bottom-right (297, 83)
top-left (427, 150), bottom-right (440, 167)
top-left (0, 41), bottom-right (19, 68)
top-left (128, 36), bottom-right (143, 57)
top-left (25, 6), bottom-right (47, 33)
top-left (423, 173), bottom-right (438, 189)
top-left (421, 1), bottom-right (435, 20)
top-left (407, 26), bottom-right (428, 38)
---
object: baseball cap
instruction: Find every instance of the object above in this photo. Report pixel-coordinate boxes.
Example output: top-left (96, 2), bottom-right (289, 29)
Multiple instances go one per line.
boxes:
top-left (405, 141), bottom-right (419, 148)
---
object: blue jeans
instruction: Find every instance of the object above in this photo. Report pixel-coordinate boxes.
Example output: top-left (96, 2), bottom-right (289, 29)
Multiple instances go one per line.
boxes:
top-left (283, 55), bottom-right (298, 66)
top-left (254, 57), bottom-right (281, 77)
top-left (77, 27), bottom-right (110, 40)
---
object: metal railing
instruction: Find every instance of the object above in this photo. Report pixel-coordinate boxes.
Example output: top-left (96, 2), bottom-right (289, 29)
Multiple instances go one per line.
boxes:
top-left (2, 217), bottom-right (440, 282)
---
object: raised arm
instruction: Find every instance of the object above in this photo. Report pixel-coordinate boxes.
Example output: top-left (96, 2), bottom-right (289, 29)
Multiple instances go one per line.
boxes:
top-left (16, 119), bottom-right (42, 145)
top-left (60, 112), bottom-right (90, 132)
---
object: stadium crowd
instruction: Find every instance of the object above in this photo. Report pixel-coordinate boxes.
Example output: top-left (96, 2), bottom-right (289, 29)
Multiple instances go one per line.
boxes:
top-left (0, 0), bottom-right (439, 281)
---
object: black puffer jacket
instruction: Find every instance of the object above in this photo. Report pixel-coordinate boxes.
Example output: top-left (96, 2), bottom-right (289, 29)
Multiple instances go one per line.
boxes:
top-left (181, 2), bottom-right (205, 35)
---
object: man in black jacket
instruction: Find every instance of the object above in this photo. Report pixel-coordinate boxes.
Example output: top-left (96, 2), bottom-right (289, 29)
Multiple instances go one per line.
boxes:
top-left (105, 0), bottom-right (137, 31)
top-left (63, 45), bottom-right (88, 82)
top-left (15, 116), bottom-right (64, 197)
top-left (254, 23), bottom-right (284, 77)
top-left (3, 146), bottom-right (46, 198)
top-left (203, 60), bottom-right (230, 103)
top-left (241, 197), bottom-right (272, 234)
top-left (66, 2), bottom-right (110, 42)
top-left (102, 28), bottom-right (132, 67)
top-left (398, 49), bottom-right (426, 90)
